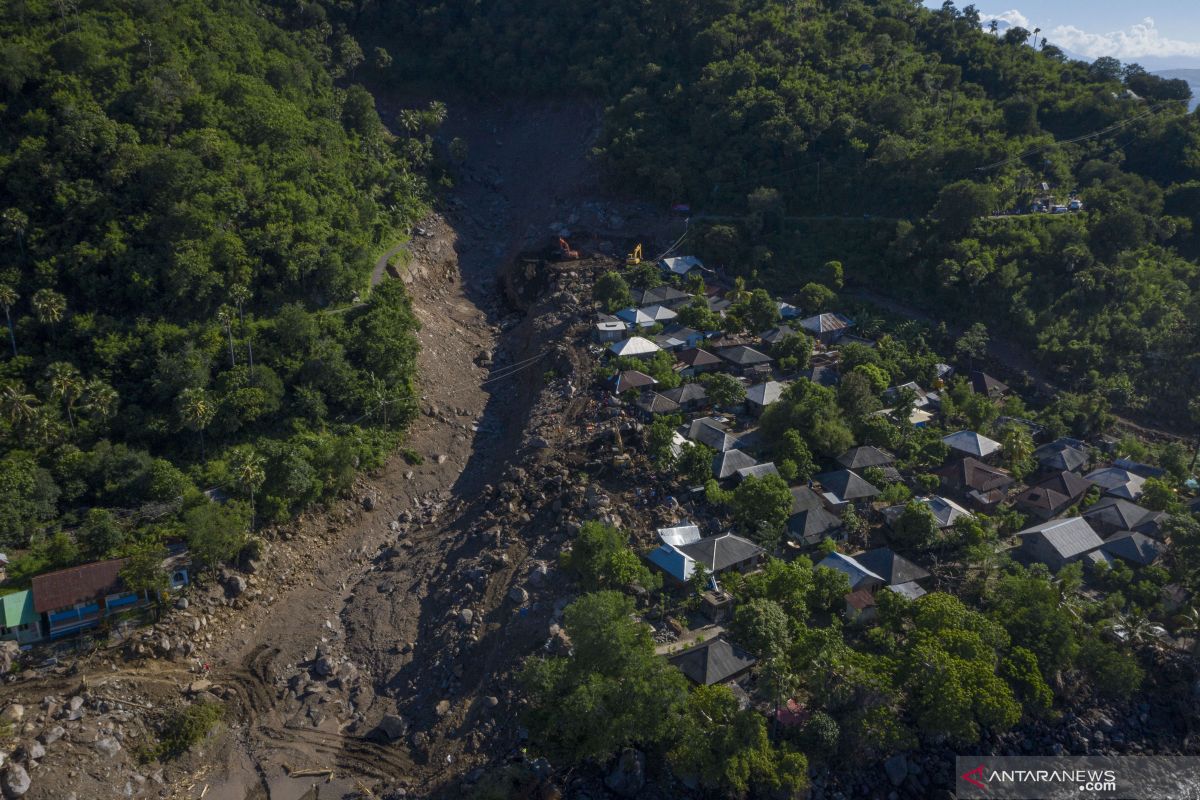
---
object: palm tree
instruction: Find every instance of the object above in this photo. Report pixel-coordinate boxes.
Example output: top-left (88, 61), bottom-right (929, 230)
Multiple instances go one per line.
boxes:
top-left (1105, 611), bottom-right (1167, 648)
top-left (216, 305), bottom-right (236, 368)
top-left (229, 285), bottom-right (254, 381)
top-left (45, 361), bottom-right (83, 430)
top-left (30, 288), bottom-right (65, 326)
top-left (1175, 607), bottom-right (1200, 660)
top-left (228, 445), bottom-right (266, 526)
top-left (0, 382), bottom-right (37, 426)
top-left (0, 284), bottom-right (17, 356)
top-left (2, 208), bottom-right (28, 259)
top-left (177, 388), bottom-right (215, 456)
top-left (81, 379), bottom-right (118, 422)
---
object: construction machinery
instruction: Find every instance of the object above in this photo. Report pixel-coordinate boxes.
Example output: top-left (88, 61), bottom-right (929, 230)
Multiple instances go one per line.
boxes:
top-left (556, 236), bottom-right (579, 260)
top-left (626, 243), bottom-right (643, 266)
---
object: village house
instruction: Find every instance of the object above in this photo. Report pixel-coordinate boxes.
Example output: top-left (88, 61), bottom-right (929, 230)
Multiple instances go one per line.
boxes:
top-left (687, 417), bottom-right (744, 452)
top-left (936, 457), bottom-right (1014, 511)
top-left (32, 557), bottom-right (148, 640)
top-left (654, 325), bottom-right (704, 351)
top-left (735, 463), bottom-right (780, 482)
top-left (942, 430), bottom-right (1002, 460)
top-left (883, 495), bottom-right (972, 530)
top-left (1100, 531), bottom-right (1167, 568)
top-left (1083, 497), bottom-right (1165, 538)
top-left (804, 363), bottom-right (840, 387)
top-left (609, 336), bottom-right (663, 359)
top-left (884, 381), bottom-right (936, 410)
top-left (1017, 517), bottom-right (1105, 572)
top-left (593, 317), bottom-right (628, 343)
top-left (1014, 470), bottom-right (1093, 520)
top-left (813, 469), bottom-right (881, 510)
top-left (637, 285), bottom-right (692, 308)
top-left (1033, 438), bottom-right (1089, 473)
top-left (659, 255), bottom-right (704, 277)
top-left (799, 312), bottom-right (853, 344)
top-left (668, 637), bottom-right (757, 686)
top-left (1085, 467), bottom-right (1146, 501)
top-left (715, 344), bottom-right (773, 376)
top-left (675, 347), bottom-right (723, 377)
top-left (745, 380), bottom-right (784, 416)
top-left (844, 589), bottom-right (877, 624)
top-left (610, 370), bottom-right (657, 394)
top-left (635, 392), bottom-right (681, 420)
top-left (660, 382), bottom-right (709, 412)
top-left (854, 548), bottom-right (930, 599)
top-left (646, 528), bottom-right (764, 584)
top-left (759, 325), bottom-right (795, 348)
top-left (817, 552), bottom-right (885, 593)
top-left (787, 486), bottom-right (844, 547)
top-left (712, 449), bottom-right (758, 481)
top-left (0, 590), bottom-right (44, 645)
top-left (836, 445), bottom-right (895, 472)
top-left (969, 370), bottom-right (1010, 398)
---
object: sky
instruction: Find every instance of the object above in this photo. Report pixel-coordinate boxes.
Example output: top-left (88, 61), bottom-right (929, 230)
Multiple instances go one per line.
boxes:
top-left (924, 1), bottom-right (1200, 70)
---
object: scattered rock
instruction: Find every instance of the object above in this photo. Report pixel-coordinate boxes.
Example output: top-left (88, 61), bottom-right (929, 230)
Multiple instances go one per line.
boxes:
top-left (483, 696), bottom-right (500, 708)
top-left (458, 609), bottom-right (475, 627)
top-left (225, 575), bottom-right (247, 597)
top-left (39, 726), bottom-right (64, 745)
top-left (605, 748), bottom-right (646, 798)
top-left (176, 597), bottom-right (189, 610)
top-left (362, 495), bottom-right (376, 511)
top-left (435, 700), bottom-right (451, 717)
top-left (2, 763), bottom-right (30, 798)
top-left (0, 705), bottom-right (23, 725)
top-left (21, 742), bottom-right (43, 761)
top-left (370, 714), bottom-right (407, 743)
top-left (508, 586), bottom-right (529, 604)
top-left (314, 656), bottom-right (339, 678)
top-left (94, 737), bottom-right (122, 758)
top-left (187, 680), bottom-right (213, 694)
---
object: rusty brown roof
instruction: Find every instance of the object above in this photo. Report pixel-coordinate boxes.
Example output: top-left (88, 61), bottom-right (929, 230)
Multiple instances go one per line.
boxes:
top-left (33, 557), bottom-right (128, 613)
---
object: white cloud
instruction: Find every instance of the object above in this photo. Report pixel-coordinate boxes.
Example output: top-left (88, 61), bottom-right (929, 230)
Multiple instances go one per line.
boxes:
top-left (1049, 17), bottom-right (1200, 60)
top-left (980, 10), bottom-right (1032, 31)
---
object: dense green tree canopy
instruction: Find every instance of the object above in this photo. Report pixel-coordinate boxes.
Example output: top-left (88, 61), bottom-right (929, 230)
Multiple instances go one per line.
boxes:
top-left (0, 1), bottom-right (429, 570)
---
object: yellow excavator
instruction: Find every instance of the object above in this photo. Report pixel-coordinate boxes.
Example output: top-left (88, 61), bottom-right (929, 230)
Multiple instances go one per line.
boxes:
top-left (626, 243), bottom-right (643, 266)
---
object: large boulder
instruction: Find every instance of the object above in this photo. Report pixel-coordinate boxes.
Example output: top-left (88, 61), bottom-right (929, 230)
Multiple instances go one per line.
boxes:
top-left (368, 714), bottom-right (407, 743)
top-left (604, 748), bottom-right (645, 798)
top-left (1, 763), bottom-right (30, 798)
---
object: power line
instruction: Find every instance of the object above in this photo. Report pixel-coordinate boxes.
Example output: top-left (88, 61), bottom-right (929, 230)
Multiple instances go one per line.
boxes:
top-left (974, 103), bottom-right (1164, 172)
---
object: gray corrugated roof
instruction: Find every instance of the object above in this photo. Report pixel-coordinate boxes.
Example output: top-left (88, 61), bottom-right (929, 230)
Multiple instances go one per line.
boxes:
top-left (1019, 517), bottom-right (1104, 559)
top-left (668, 638), bottom-right (757, 685)
top-left (837, 446), bottom-right (895, 470)
top-left (746, 381), bottom-right (784, 406)
top-left (736, 463), bottom-right (780, 481)
top-left (854, 548), bottom-right (930, 586)
top-left (712, 449), bottom-right (757, 480)
top-left (814, 469), bottom-right (880, 502)
top-left (661, 383), bottom-right (707, 405)
top-left (688, 417), bottom-right (739, 451)
top-left (788, 506), bottom-right (843, 545)
top-left (942, 430), bottom-right (1002, 458)
top-left (1101, 531), bottom-right (1166, 566)
top-left (716, 345), bottom-right (773, 366)
top-left (676, 533), bottom-right (764, 572)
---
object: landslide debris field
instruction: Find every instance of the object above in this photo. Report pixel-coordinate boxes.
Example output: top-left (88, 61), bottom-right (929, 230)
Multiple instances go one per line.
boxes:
top-left (0, 95), bottom-right (682, 800)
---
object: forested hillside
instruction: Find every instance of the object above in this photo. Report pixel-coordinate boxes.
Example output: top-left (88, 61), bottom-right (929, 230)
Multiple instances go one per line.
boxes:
top-left (340, 0), bottom-right (1200, 423)
top-left (0, 0), bottom-right (431, 575)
